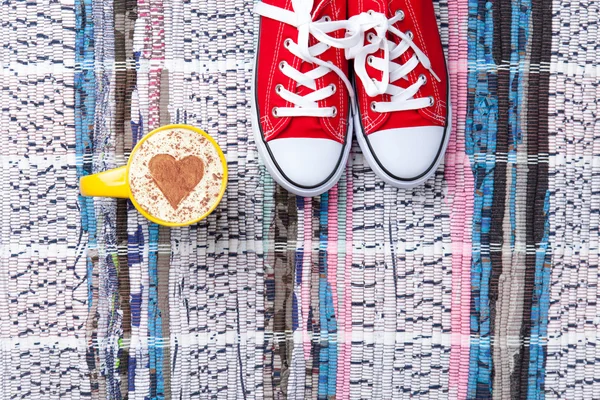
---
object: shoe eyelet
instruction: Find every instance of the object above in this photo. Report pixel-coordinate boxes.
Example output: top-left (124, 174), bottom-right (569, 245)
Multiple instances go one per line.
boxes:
top-left (367, 9), bottom-right (374, 15)
top-left (428, 96), bottom-right (435, 106)
top-left (406, 30), bottom-right (413, 40)
top-left (329, 84), bottom-right (337, 93)
top-left (276, 84), bottom-right (283, 94)
top-left (419, 74), bottom-right (427, 84)
top-left (331, 106), bottom-right (338, 117)
top-left (323, 15), bottom-right (331, 22)
top-left (370, 102), bottom-right (377, 112)
top-left (367, 32), bottom-right (376, 43)
top-left (272, 107), bottom-right (280, 117)
top-left (368, 56), bottom-right (375, 65)
top-left (284, 38), bottom-right (292, 48)
top-left (279, 61), bottom-right (286, 70)
top-left (395, 9), bottom-right (405, 20)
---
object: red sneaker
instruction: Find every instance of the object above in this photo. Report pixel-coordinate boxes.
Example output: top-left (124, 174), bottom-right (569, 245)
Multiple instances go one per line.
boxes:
top-left (347, 0), bottom-right (451, 188)
top-left (252, 0), bottom-right (360, 197)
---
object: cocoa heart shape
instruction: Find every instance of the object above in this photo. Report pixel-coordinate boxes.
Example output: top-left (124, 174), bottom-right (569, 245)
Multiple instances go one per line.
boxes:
top-left (148, 154), bottom-right (205, 209)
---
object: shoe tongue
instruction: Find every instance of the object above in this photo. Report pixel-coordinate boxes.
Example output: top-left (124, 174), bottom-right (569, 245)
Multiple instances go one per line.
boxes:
top-left (295, 38), bottom-right (321, 96)
top-left (312, 0), bottom-right (331, 17)
top-left (290, 1), bottom-right (333, 97)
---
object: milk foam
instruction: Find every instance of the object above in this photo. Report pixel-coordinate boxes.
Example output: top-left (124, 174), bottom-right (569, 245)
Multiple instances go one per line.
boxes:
top-left (129, 128), bottom-right (225, 224)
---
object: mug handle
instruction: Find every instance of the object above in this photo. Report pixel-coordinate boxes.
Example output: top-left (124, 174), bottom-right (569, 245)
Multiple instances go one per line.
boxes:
top-left (80, 166), bottom-right (130, 198)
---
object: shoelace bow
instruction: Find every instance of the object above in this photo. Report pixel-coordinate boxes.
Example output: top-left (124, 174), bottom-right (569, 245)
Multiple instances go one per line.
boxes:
top-left (254, 0), bottom-right (361, 118)
top-left (254, 3), bottom-right (441, 117)
top-left (346, 11), bottom-right (441, 113)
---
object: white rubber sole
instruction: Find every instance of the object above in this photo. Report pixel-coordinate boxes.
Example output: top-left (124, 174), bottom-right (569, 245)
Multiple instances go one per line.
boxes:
top-left (251, 105), bottom-right (353, 197)
top-left (250, 40), bottom-right (353, 198)
top-left (354, 91), bottom-right (453, 190)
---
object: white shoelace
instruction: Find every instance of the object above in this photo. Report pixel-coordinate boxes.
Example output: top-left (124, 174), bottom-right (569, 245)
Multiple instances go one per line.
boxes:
top-left (346, 11), bottom-right (441, 113)
top-left (254, 0), bottom-right (361, 118)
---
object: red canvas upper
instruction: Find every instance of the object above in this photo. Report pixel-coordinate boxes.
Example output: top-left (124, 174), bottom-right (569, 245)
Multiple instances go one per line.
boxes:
top-left (348, 0), bottom-right (448, 135)
top-left (255, 0), bottom-right (350, 144)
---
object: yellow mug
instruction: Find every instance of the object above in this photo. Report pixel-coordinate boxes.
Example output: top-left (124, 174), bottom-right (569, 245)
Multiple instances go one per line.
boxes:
top-left (80, 124), bottom-right (228, 227)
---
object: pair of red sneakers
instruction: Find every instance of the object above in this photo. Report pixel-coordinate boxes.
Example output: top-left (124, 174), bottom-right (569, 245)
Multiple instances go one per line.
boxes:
top-left (252, 0), bottom-right (451, 197)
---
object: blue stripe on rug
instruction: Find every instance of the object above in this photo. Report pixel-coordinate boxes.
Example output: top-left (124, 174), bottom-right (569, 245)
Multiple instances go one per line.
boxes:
top-left (148, 223), bottom-right (165, 399)
top-left (317, 192), bottom-right (338, 399)
top-left (318, 193), bottom-right (337, 399)
top-left (325, 281), bottom-right (338, 398)
top-left (466, 0), bottom-right (499, 396)
top-left (74, 0), bottom-right (96, 308)
top-left (318, 192), bottom-right (330, 399)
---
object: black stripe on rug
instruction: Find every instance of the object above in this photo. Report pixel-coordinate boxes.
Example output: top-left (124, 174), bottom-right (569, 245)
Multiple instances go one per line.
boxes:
top-left (517, 0), bottom-right (553, 397)
top-left (486, 0), bottom-right (511, 396)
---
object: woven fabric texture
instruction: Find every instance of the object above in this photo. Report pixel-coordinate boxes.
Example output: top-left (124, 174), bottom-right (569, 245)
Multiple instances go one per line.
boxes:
top-left (0, 0), bottom-right (596, 398)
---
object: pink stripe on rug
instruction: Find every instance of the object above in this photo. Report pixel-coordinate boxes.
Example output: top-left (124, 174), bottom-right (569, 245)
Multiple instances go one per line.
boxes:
top-left (336, 167), bottom-right (353, 400)
top-left (445, 0), bottom-right (472, 398)
top-left (326, 185), bottom-right (340, 395)
top-left (327, 185), bottom-right (339, 331)
top-left (302, 198), bottom-right (313, 363)
top-left (147, 0), bottom-right (165, 131)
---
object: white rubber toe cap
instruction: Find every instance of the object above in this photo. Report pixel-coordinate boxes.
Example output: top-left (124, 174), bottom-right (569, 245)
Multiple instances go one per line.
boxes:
top-left (367, 126), bottom-right (445, 180)
top-left (267, 138), bottom-right (343, 188)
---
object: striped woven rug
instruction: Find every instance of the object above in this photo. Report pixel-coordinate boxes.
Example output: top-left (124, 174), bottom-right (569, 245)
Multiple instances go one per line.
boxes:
top-left (0, 0), bottom-right (597, 398)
